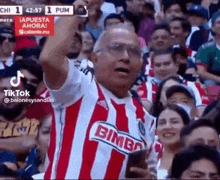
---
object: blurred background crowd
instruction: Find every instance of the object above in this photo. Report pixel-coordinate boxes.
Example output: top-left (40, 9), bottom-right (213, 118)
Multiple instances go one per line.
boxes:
top-left (1, 0), bottom-right (220, 179)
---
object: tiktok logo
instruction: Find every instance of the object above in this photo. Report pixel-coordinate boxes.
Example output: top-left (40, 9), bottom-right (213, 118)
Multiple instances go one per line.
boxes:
top-left (10, 70), bottom-right (25, 87)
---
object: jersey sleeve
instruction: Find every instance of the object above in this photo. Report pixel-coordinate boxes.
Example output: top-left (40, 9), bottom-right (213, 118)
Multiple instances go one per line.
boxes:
top-left (45, 59), bottom-right (93, 108)
top-left (190, 31), bottom-right (204, 52)
top-left (196, 45), bottom-right (209, 68)
top-left (144, 113), bottom-right (157, 178)
top-left (187, 81), bottom-right (209, 106)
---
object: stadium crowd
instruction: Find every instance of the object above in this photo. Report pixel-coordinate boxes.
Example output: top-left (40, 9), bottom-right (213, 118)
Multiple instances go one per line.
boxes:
top-left (1, 0), bottom-right (220, 179)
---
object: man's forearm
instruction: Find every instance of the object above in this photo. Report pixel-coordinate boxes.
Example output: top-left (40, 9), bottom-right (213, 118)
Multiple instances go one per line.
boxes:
top-left (198, 71), bottom-right (220, 84)
top-left (0, 136), bottom-right (36, 155)
top-left (39, 16), bottom-right (80, 89)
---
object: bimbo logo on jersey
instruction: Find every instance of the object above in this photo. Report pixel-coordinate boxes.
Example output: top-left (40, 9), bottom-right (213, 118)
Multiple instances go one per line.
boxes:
top-left (90, 122), bottom-right (145, 154)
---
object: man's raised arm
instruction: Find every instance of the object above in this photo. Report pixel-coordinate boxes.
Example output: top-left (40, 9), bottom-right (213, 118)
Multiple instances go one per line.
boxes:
top-left (39, 0), bottom-right (87, 90)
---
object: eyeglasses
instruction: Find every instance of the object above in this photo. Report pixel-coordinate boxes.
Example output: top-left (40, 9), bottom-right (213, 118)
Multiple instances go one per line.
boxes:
top-left (105, 43), bottom-right (142, 59)
top-left (0, 35), bottom-right (16, 42)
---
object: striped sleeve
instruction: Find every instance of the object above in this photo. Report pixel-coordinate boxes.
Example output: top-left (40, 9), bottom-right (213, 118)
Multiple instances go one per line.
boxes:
top-left (46, 59), bottom-right (93, 107)
top-left (187, 81), bottom-right (209, 106)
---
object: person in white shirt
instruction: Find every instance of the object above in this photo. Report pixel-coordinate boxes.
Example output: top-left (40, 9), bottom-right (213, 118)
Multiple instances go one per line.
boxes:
top-left (40, 0), bottom-right (157, 179)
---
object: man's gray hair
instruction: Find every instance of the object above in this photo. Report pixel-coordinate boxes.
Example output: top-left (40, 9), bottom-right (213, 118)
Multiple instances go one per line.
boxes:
top-left (93, 24), bottom-right (139, 53)
top-left (93, 31), bottom-right (107, 53)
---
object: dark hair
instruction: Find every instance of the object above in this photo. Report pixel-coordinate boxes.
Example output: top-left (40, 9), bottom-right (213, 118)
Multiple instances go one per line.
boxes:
top-left (0, 66), bottom-right (17, 80)
top-left (202, 100), bottom-right (220, 134)
top-left (156, 104), bottom-right (191, 127)
top-left (169, 145), bottom-right (220, 178)
top-left (172, 45), bottom-right (188, 59)
top-left (152, 24), bottom-right (171, 35)
top-left (14, 46), bottom-right (42, 62)
top-left (123, 12), bottom-right (140, 33)
top-left (170, 17), bottom-right (191, 34)
top-left (151, 76), bottom-right (183, 117)
top-left (151, 47), bottom-right (177, 64)
top-left (12, 59), bottom-right (43, 82)
top-left (180, 119), bottom-right (218, 147)
top-left (163, 0), bottom-right (187, 15)
top-left (4, 59), bottom-right (43, 98)
top-left (104, 13), bottom-right (124, 28)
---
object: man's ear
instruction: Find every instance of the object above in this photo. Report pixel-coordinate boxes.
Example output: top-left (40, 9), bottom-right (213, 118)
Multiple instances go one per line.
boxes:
top-left (89, 52), bottom-right (98, 63)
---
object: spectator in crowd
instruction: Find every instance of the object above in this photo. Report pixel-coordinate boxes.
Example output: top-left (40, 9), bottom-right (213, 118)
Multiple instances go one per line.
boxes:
top-left (202, 95), bottom-right (220, 134)
top-left (186, 4), bottom-right (209, 52)
top-left (136, 48), bottom-right (209, 115)
top-left (169, 145), bottom-right (220, 179)
top-left (123, 0), bottom-right (145, 22)
top-left (180, 119), bottom-right (219, 150)
top-left (169, 17), bottom-right (191, 47)
top-left (86, 0), bottom-right (110, 40)
top-left (104, 13), bottom-right (124, 30)
top-left (162, 0), bottom-right (187, 24)
top-left (39, 0), bottom-right (157, 179)
top-left (122, 13), bottom-right (148, 52)
top-left (152, 49), bottom-right (179, 82)
top-left (9, 59), bottom-right (53, 120)
top-left (14, 46), bottom-right (41, 62)
top-left (166, 84), bottom-right (200, 119)
top-left (137, 1), bottom-right (156, 46)
top-left (151, 76), bottom-right (184, 116)
top-left (0, 27), bottom-right (16, 69)
top-left (142, 24), bottom-right (171, 77)
top-left (0, 70), bottom-right (38, 162)
top-left (172, 46), bottom-right (196, 77)
top-left (156, 104), bottom-right (190, 179)
top-left (196, 11), bottom-right (220, 85)
top-left (18, 114), bottom-right (52, 178)
top-left (149, 24), bottom-right (171, 52)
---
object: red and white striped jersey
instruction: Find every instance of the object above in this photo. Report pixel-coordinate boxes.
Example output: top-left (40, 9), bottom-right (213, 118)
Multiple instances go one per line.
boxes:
top-left (142, 47), bottom-right (196, 77)
top-left (136, 76), bottom-right (209, 106)
top-left (44, 60), bottom-right (156, 179)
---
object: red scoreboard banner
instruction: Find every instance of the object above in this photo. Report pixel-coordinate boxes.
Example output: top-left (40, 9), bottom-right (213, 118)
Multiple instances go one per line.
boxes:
top-left (14, 16), bottom-right (54, 36)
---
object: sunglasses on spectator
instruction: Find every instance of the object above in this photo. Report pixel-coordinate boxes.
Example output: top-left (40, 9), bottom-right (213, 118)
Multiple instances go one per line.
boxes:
top-left (0, 35), bottom-right (16, 42)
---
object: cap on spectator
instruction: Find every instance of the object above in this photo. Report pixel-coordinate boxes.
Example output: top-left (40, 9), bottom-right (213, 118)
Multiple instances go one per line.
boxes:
top-left (166, 84), bottom-right (195, 101)
top-left (14, 37), bottom-right (38, 52)
top-left (211, 10), bottom-right (220, 26)
top-left (188, 4), bottom-right (208, 19)
top-left (0, 26), bottom-right (14, 35)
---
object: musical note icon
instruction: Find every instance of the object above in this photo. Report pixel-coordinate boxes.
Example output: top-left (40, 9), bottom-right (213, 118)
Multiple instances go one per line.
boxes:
top-left (10, 70), bottom-right (25, 87)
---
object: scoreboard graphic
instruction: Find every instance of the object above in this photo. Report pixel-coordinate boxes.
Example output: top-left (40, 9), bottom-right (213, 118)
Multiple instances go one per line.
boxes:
top-left (0, 5), bottom-right (88, 16)
top-left (0, 5), bottom-right (88, 36)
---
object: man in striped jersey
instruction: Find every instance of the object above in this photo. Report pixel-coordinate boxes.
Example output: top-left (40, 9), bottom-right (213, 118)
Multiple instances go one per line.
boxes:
top-left (136, 48), bottom-right (209, 113)
top-left (40, 0), bottom-right (156, 179)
